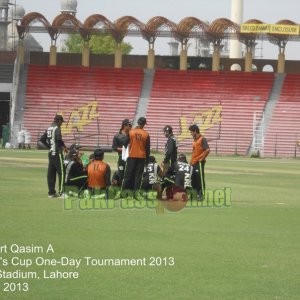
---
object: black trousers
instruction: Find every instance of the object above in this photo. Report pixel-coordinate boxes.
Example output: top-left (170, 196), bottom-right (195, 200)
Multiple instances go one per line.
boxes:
top-left (117, 156), bottom-right (126, 186)
top-left (122, 157), bottom-right (145, 191)
top-left (66, 176), bottom-right (88, 191)
top-left (191, 161), bottom-right (206, 195)
top-left (161, 162), bottom-right (176, 190)
top-left (47, 152), bottom-right (65, 195)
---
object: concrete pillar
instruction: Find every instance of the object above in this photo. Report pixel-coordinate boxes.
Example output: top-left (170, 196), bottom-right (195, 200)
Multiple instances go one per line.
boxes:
top-left (18, 41), bottom-right (25, 65)
top-left (49, 45), bottom-right (57, 66)
top-left (82, 42), bottom-right (90, 67)
top-left (245, 51), bottom-right (253, 72)
top-left (212, 45), bottom-right (220, 71)
top-left (114, 43), bottom-right (122, 68)
top-left (147, 48), bottom-right (155, 70)
top-left (179, 49), bottom-right (187, 71)
top-left (277, 53), bottom-right (285, 74)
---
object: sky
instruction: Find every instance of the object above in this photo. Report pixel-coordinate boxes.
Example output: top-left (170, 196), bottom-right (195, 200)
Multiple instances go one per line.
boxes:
top-left (14, 0), bottom-right (300, 60)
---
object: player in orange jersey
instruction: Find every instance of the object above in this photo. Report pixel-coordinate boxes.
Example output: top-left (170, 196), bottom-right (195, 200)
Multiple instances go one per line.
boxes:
top-left (189, 124), bottom-right (210, 201)
top-left (121, 117), bottom-right (150, 192)
top-left (87, 149), bottom-right (111, 190)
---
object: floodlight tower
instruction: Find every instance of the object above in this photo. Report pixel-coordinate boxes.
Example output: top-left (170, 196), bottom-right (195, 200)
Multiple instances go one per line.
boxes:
top-left (0, 0), bottom-right (9, 50)
top-left (60, 0), bottom-right (77, 16)
top-left (59, 0), bottom-right (78, 54)
top-left (230, 0), bottom-right (244, 60)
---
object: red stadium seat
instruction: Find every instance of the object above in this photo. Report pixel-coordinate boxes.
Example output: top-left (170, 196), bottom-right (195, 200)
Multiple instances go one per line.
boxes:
top-left (146, 70), bottom-right (274, 155)
top-left (23, 65), bottom-right (144, 147)
top-left (264, 74), bottom-right (300, 157)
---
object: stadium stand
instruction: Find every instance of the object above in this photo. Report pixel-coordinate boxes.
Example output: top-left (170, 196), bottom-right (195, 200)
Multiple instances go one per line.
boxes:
top-left (22, 65), bottom-right (144, 147)
top-left (22, 66), bottom-right (277, 155)
top-left (264, 74), bottom-right (300, 157)
top-left (146, 70), bottom-right (275, 155)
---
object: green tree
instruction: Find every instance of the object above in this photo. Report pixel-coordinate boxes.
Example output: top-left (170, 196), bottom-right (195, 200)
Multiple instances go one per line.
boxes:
top-left (61, 34), bottom-right (132, 54)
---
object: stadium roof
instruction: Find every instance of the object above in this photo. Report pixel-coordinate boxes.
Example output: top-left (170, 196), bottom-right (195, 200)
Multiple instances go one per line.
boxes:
top-left (17, 12), bottom-right (300, 47)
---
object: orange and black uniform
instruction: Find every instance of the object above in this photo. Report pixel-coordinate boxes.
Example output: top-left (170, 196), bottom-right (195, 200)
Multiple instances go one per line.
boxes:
top-left (87, 160), bottom-right (111, 189)
top-left (122, 127), bottom-right (150, 191)
top-left (191, 135), bottom-right (210, 196)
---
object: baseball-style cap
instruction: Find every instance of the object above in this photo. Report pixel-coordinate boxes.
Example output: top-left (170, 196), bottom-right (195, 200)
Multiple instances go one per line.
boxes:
top-left (69, 148), bottom-right (79, 156)
top-left (137, 117), bottom-right (147, 126)
top-left (69, 143), bottom-right (81, 150)
top-left (163, 125), bottom-right (173, 133)
top-left (122, 119), bottom-right (132, 126)
top-left (54, 114), bottom-right (64, 122)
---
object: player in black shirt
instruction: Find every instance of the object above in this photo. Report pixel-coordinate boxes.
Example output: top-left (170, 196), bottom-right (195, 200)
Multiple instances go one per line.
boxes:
top-left (160, 125), bottom-right (178, 191)
top-left (173, 154), bottom-right (193, 189)
top-left (161, 125), bottom-right (177, 175)
top-left (142, 156), bottom-right (163, 189)
top-left (65, 148), bottom-right (87, 192)
top-left (112, 119), bottom-right (132, 185)
top-left (163, 153), bottom-right (193, 190)
top-left (40, 115), bottom-right (67, 198)
top-left (141, 156), bottom-right (163, 199)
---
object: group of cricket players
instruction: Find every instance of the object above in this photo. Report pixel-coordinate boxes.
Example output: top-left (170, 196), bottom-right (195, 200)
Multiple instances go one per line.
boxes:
top-left (40, 115), bottom-right (210, 201)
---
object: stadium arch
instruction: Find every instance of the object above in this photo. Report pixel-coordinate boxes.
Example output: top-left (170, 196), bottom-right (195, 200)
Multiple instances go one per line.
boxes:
top-left (113, 16), bottom-right (146, 68)
top-left (50, 13), bottom-right (83, 65)
top-left (176, 17), bottom-right (209, 70)
top-left (206, 18), bottom-right (239, 71)
top-left (144, 16), bottom-right (177, 69)
top-left (238, 19), bottom-right (263, 72)
top-left (17, 12), bottom-right (51, 64)
top-left (268, 19), bottom-right (298, 73)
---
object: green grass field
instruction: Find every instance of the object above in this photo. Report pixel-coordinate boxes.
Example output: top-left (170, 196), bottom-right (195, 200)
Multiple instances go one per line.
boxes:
top-left (0, 149), bottom-right (300, 300)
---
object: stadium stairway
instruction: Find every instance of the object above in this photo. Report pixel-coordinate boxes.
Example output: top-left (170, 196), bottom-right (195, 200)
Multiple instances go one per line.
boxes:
top-left (264, 74), bottom-right (300, 157)
top-left (133, 69), bottom-right (154, 125)
top-left (251, 73), bottom-right (286, 156)
top-left (145, 70), bottom-right (275, 155)
top-left (22, 65), bottom-right (144, 148)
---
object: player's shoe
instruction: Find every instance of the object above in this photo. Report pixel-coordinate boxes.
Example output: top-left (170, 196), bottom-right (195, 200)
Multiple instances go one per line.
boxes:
top-left (48, 194), bottom-right (57, 198)
top-left (83, 189), bottom-right (91, 199)
top-left (197, 193), bottom-right (203, 201)
top-left (67, 191), bottom-right (78, 197)
top-left (114, 191), bottom-right (121, 200)
top-left (58, 193), bottom-right (67, 199)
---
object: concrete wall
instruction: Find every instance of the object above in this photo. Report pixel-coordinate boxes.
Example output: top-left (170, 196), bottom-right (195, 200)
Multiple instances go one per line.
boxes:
top-left (2, 51), bottom-right (300, 74)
